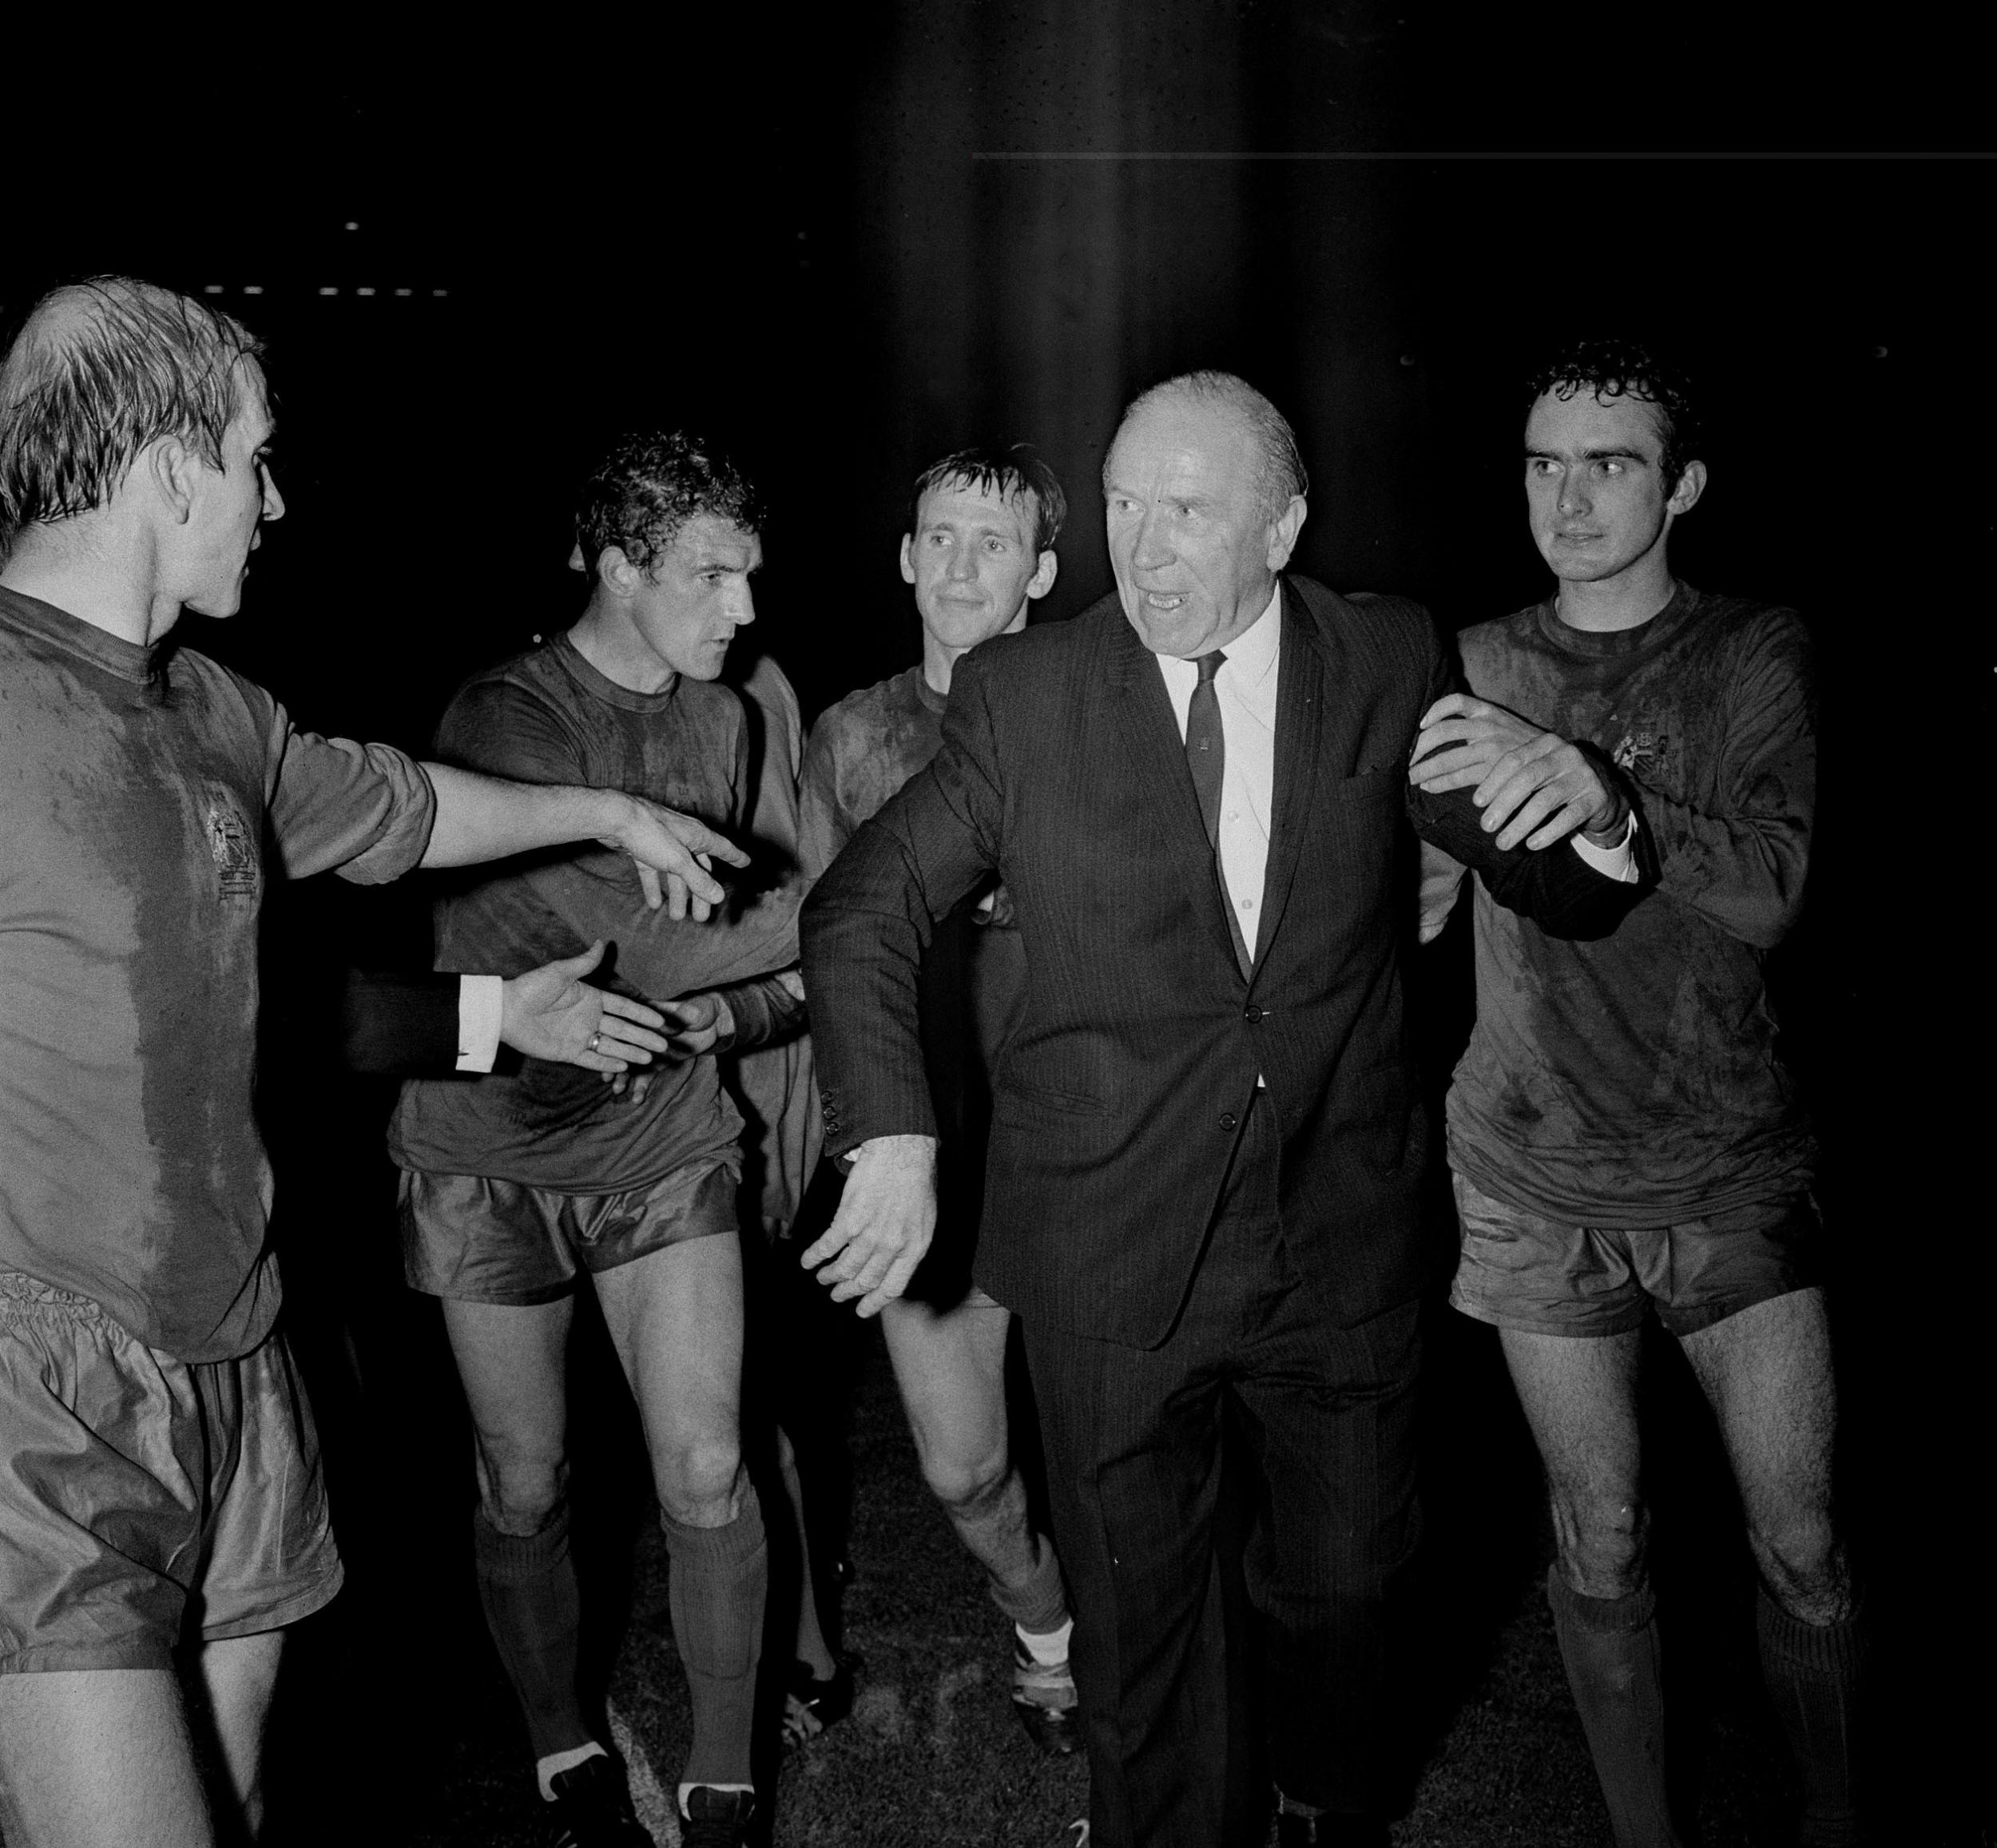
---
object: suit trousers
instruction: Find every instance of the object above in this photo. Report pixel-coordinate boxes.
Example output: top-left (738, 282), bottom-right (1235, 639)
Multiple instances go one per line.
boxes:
top-left (1021, 1094), bottom-right (1423, 1847)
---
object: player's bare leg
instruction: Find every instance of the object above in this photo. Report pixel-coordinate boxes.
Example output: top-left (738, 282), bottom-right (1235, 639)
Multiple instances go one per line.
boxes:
top-left (882, 1291), bottom-right (1076, 1751)
top-left (188, 1628), bottom-right (285, 1838)
top-left (597, 1235), bottom-right (765, 1822)
top-left (772, 1422), bottom-right (848, 1745)
top-left (1681, 1288), bottom-right (1863, 1844)
top-left (0, 1667), bottom-right (212, 1848)
top-left (1502, 1327), bottom-right (1685, 1848)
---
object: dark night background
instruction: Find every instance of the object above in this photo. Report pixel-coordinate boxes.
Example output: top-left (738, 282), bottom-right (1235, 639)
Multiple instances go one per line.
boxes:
top-left (9, 8), bottom-right (1990, 1842)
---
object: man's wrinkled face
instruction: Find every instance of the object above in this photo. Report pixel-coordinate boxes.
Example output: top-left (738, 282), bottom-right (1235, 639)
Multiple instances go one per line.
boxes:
top-left (183, 365), bottom-right (284, 618)
top-left (1102, 395), bottom-right (1297, 658)
top-left (625, 513), bottom-right (761, 682)
top-left (1524, 387), bottom-right (1688, 586)
top-left (899, 479), bottom-right (1050, 654)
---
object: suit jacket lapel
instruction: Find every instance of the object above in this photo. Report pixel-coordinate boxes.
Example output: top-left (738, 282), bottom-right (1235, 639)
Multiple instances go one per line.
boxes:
top-left (1254, 579), bottom-right (1332, 974)
top-left (1106, 611), bottom-right (1244, 976)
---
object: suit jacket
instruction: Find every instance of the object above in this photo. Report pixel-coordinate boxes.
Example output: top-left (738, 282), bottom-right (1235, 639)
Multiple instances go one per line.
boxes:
top-left (341, 970), bottom-right (463, 1075)
top-left (801, 577), bottom-right (1643, 1345)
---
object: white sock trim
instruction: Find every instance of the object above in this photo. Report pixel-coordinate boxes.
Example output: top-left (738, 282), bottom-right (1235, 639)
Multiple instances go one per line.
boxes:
top-left (538, 1740), bottom-right (609, 1800)
top-left (1016, 1616), bottom-right (1074, 1666)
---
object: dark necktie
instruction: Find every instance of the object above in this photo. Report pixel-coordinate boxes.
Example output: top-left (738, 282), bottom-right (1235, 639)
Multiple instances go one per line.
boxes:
top-left (1186, 650), bottom-right (1227, 848)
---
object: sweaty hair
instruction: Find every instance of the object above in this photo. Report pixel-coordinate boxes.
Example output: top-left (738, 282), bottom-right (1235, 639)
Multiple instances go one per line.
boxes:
top-left (0, 276), bottom-right (264, 544)
top-left (574, 431), bottom-right (766, 578)
top-left (1107, 370), bottom-right (1309, 524)
top-left (1525, 339), bottom-right (1701, 490)
top-left (909, 443), bottom-right (1066, 556)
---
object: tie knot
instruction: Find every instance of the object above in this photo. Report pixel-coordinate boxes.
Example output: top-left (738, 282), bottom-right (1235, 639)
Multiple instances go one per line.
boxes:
top-left (1196, 650), bottom-right (1226, 686)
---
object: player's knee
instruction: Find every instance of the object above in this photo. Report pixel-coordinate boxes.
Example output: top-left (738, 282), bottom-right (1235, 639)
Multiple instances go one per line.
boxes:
top-left (475, 1446), bottom-right (567, 1535)
top-left (1552, 1493), bottom-right (1646, 1595)
top-left (657, 1437), bottom-right (744, 1524)
top-left (1749, 1513), bottom-right (1848, 1616)
top-left (924, 1442), bottom-right (1011, 1518)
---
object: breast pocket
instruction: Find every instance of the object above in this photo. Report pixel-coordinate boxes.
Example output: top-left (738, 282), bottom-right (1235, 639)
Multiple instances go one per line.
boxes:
top-left (1328, 763), bottom-right (1407, 803)
top-left (1300, 762), bottom-right (1405, 859)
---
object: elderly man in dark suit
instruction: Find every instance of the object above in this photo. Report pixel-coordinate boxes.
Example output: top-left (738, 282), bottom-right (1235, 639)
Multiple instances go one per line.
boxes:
top-left (798, 372), bottom-right (1644, 1847)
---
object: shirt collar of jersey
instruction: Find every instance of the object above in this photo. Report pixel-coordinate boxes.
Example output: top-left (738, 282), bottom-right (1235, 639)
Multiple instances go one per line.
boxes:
top-left (1538, 579), bottom-right (1700, 661)
top-left (552, 628), bottom-right (686, 713)
top-left (908, 664), bottom-right (949, 716)
top-left (0, 584), bottom-right (162, 685)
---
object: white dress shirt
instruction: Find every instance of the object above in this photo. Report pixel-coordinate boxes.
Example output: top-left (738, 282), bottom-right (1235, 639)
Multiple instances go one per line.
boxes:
top-left (1153, 583), bottom-right (1638, 966)
top-left (456, 974), bottom-right (504, 1072)
top-left (1155, 585), bottom-right (1285, 958)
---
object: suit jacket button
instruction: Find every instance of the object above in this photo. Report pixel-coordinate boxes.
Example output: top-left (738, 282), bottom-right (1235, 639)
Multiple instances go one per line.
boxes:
top-left (1219, 1111), bottom-right (1238, 1131)
top-left (1243, 1005), bottom-right (1262, 1023)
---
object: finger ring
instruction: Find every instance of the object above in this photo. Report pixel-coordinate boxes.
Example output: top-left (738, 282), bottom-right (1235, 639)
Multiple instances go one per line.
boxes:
top-left (587, 1032), bottom-right (601, 1053)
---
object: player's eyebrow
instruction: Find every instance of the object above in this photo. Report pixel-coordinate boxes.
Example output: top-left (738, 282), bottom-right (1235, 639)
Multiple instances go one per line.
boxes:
top-left (1523, 443), bottom-right (1649, 463)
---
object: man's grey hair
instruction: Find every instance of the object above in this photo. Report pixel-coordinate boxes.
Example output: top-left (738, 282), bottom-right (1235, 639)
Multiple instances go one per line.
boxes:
top-left (1106, 370), bottom-right (1309, 523)
top-left (0, 277), bottom-right (264, 548)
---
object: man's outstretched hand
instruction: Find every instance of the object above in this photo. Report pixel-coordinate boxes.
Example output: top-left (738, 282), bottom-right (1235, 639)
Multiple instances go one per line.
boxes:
top-left (1409, 693), bottom-right (1626, 852)
top-left (800, 1135), bottom-right (939, 1318)
top-left (501, 940), bottom-right (670, 1071)
top-left (598, 797), bottom-right (751, 919)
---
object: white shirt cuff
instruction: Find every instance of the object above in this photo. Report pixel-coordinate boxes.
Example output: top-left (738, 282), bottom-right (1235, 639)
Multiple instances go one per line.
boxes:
top-left (456, 974), bottom-right (503, 1072)
top-left (1568, 810), bottom-right (1638, 883)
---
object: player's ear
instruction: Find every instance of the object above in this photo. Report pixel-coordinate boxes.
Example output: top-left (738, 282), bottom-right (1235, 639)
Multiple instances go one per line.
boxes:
top-left (1025, 548), bottom-right (1059, 601)
top-left (1265, 495), bottom-right (1308, 572)
top-left (598, 545), bottom-right (640, 595)
top-left (145, 435), bottom-right (197, 523)
top-left (899, 534), bottom-right (917, 586)
top-left (1666, 459), bottom-right (1707, 516)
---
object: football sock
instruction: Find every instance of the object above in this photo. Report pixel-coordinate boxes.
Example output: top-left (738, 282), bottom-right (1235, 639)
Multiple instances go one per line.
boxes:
top-left (661, 1488), bottom-right (768, 1789)
top-left (1546, 1566), bottom-right (1686, 1848)
top-left (1757, 1588), bottom-right (1868, 1847)
top-left (981, 1496), bottom-right (1070, 1638)
top-left (472, 1504), bottom-right (592, 1765)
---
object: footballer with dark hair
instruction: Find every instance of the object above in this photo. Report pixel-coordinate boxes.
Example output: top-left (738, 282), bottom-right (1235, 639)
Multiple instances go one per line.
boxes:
top-left (389, 431), bottom-right (804, 1848)
top-left (1411, 341), bottom-right (1863, 1846)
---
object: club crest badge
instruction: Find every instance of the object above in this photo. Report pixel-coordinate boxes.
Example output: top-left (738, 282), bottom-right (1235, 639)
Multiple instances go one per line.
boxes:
top-left (1612, 729), bottom-right (1667, 776)
top-left (204, 793), bottom-right (259, 897)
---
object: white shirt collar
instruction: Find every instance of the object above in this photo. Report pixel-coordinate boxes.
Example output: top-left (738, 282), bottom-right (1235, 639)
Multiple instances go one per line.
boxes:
top-left (1156, 578), bottom-right (1284, 690)
top-left (1222, 580), bottom-right (1283, 691)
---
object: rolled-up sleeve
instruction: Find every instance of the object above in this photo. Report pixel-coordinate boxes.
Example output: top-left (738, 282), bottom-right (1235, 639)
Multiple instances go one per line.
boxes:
top-left (268, 723), bottom-right (439, 884)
